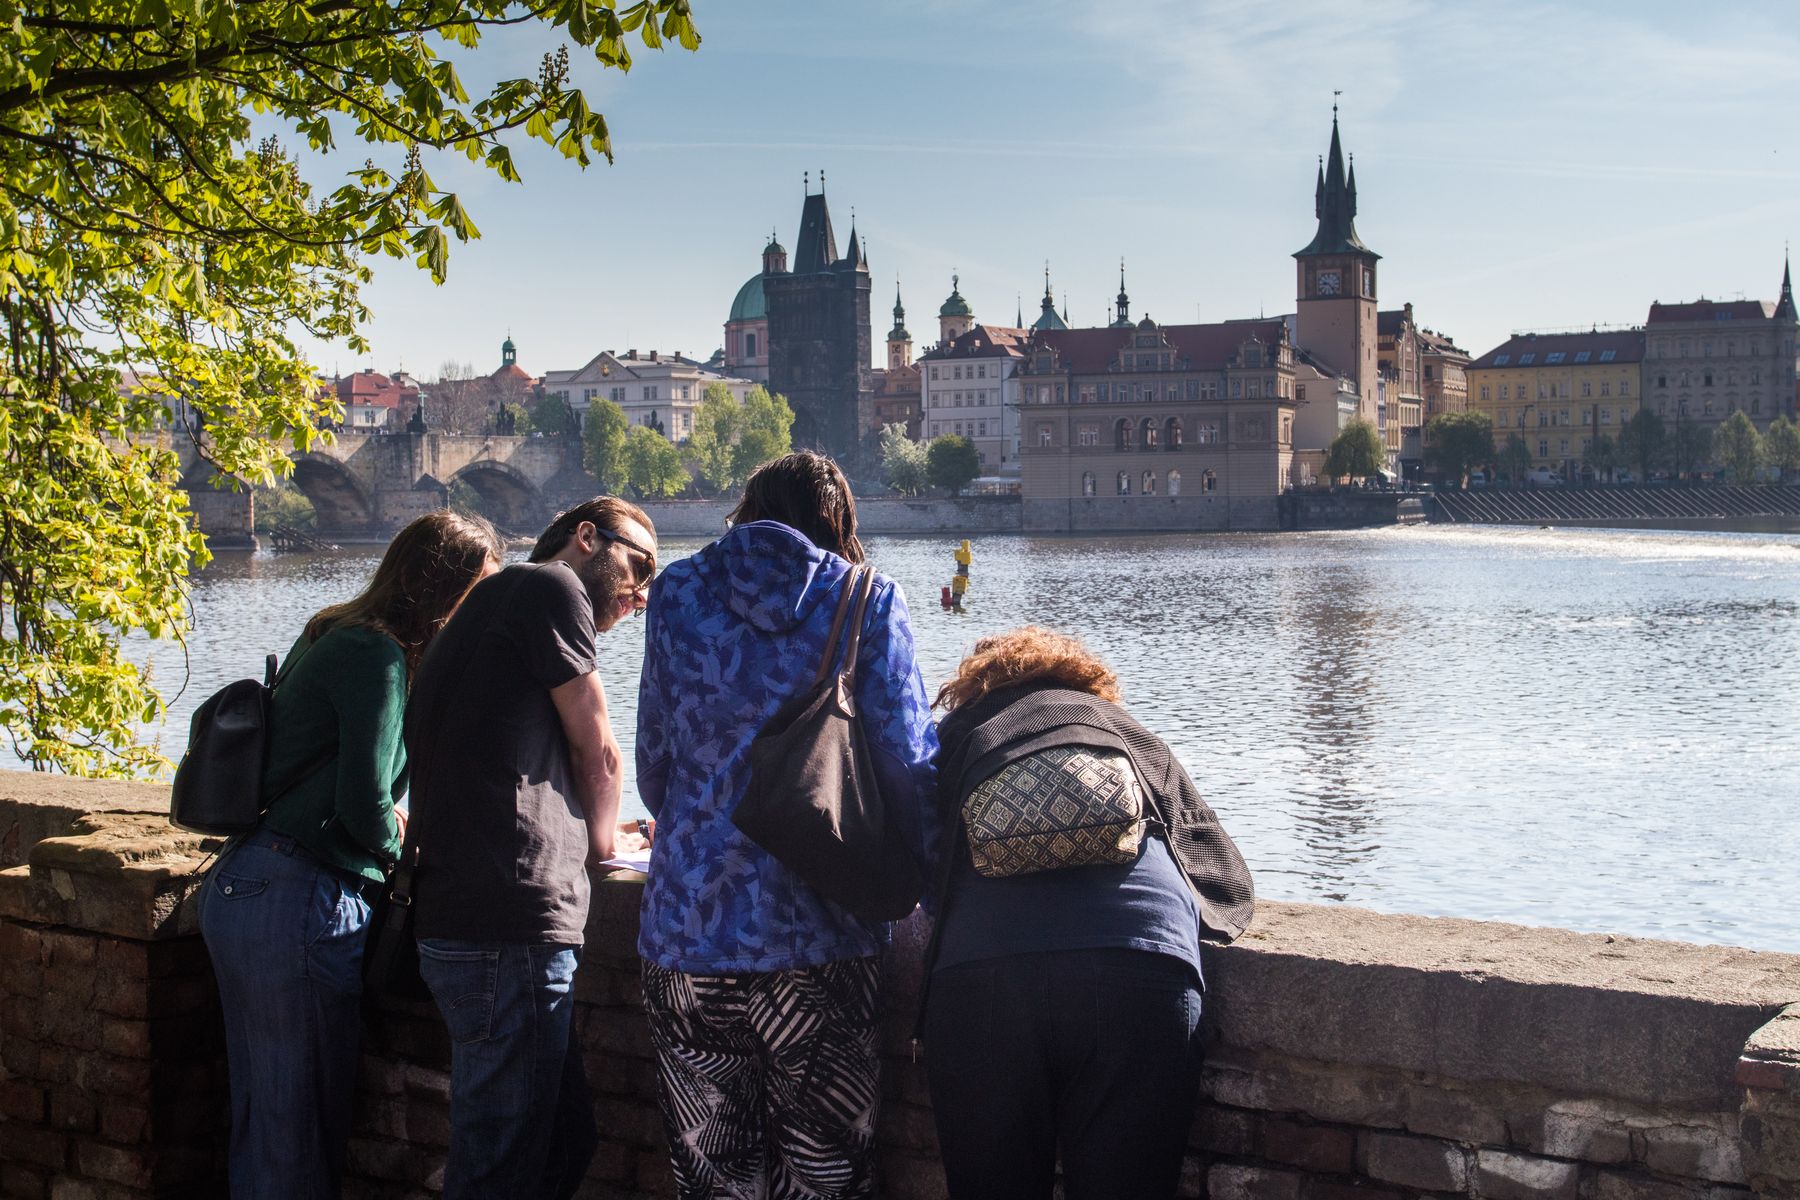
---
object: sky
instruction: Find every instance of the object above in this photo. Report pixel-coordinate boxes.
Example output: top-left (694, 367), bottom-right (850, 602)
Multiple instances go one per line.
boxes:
top-left (287, 0), bottom-right (1800, 382)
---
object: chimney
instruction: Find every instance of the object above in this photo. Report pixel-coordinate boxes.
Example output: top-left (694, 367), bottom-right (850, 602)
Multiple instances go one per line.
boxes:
top-left (649, 351), bottom-right (659, 363)
top-left (627, 349), bottom-right (638, 360)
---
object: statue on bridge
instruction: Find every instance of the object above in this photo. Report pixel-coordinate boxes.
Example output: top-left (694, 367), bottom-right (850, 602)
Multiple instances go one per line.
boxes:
top-left (407, 398), bottom-right (428, 434)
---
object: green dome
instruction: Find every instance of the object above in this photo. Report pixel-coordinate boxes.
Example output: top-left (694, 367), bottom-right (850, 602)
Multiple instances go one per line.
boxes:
top-left (728, 274), bottom-right (767, 323)
top-left (939, 289), bottom-right (972, 318)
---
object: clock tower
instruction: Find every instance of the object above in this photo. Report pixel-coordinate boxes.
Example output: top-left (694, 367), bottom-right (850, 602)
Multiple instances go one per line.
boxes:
top-left (1295, 109), bottom-right (1381, 425)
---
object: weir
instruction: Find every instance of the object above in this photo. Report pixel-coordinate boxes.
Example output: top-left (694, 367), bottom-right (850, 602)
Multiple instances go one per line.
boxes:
top-left (3, 772), bottom-right (1798, 1198)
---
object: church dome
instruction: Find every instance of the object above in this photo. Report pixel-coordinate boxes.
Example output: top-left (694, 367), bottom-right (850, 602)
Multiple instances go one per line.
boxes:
top-left (939, 281), bottom-right (972, 318)
top-left (728, 274), bottom-right (767, 323)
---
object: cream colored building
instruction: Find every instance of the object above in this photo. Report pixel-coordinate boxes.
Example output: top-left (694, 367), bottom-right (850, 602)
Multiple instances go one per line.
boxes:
top-left (542, 349), bottom-right (757, 442)
top-left (1466, 330), bottom-right (1644, 476)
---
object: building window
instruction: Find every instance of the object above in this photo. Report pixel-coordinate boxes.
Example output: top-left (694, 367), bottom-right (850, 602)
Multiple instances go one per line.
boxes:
top-left (1538, 439), bottom-right (1549, 457)
top-left (1117, 471), bottom-right (1131, 496)
top-left (1601, 407), bottom-right (1612, 424)
top-left (1141, 418), bottom-right (1159, 449)
top-left (978, 421), bottom-right (988, 436)
top-left (1481, 385), bottom-right (1491, 401)
top-left (745, 332), bottom-right (757, 358)
top-left (1142, 470), bottom-right (1157, 495)
top-left (1166, 417), bottom-right (1183, 448)
top-left (1167, 469), bottom-right (1182, 496)
top-left (1559, 439), bottom-right (1570, 455)
top-left (1581, 382), bottom-right (1592, 397)
top-left (977, 365), bottom-right (986, 378)
top-left (1500, 385), bottom-right (1510, 401)
top-left (932, 423), bottom-right (941, 436)
top-left (1078, 424), bottom-right (1098, 447)
top-left (1201, 469), bottom-right (1217, 493)
top-left (1082, 471), bottom-right (1097, 496)
top-left (1620, 380), bottom-right (1630, 396)
top-left (930, 367), bottom-right (939, 380)
top-left (1115, 418), bottom-right (1133, 450)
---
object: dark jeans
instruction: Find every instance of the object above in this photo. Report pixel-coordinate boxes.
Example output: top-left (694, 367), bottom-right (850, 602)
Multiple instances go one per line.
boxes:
top-left (199, 829), bottom-right (372, 1199)
top-left (922, 948), bottom-right (1205, 1200)
top-left (417, 940), bottom-right (597, 1200)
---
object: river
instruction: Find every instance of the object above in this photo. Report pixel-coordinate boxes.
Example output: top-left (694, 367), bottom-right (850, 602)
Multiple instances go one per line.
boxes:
top-left (80, 525), bottom-right (1800, 952)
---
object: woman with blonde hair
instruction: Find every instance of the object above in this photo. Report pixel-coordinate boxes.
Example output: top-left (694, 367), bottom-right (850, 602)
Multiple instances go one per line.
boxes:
top-left (200, 509), bottom-right (503, 1198)
top-left (921, 626), bottom-right (1254, 1200)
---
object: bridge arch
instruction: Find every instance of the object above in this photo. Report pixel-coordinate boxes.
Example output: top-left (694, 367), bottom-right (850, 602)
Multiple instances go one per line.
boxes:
top-left (290, 453), bottom-right (375, 533)
top-left (449, 460), bottom-right (547, 535)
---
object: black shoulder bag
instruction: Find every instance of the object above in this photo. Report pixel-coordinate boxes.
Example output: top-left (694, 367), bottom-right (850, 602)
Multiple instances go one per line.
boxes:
top-left (364, 566), bottom-right (536, 1003)
top-left (171, 640), bottom-right (331, 836)
top-left (733, 564), bottom-right (923, 923)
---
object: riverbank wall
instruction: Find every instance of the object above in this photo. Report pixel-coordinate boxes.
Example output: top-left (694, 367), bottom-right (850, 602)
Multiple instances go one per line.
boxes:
top-left (4, 773), bottom-right (1799, 1200)
top-left (1278, 491), bottom-right (1429, 530)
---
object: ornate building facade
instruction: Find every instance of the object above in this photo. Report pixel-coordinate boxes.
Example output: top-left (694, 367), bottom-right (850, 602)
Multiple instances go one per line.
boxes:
top-left (1643, 262), bottom-right (1800, 433)
top-left (1465, 330), bottom-right (1644, 476)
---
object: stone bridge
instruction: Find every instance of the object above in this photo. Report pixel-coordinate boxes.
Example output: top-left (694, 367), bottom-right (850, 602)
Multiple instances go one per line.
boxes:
top-left (178, 430), bottom-right (593, 541)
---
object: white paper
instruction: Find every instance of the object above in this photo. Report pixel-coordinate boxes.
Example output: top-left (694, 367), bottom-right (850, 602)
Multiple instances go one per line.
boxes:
top-left (599, 849), bottom-right (652, 873)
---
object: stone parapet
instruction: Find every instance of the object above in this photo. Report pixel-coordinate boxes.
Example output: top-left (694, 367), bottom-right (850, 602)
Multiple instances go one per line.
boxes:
top-left (1, 772), bottom-right (1798, 1198)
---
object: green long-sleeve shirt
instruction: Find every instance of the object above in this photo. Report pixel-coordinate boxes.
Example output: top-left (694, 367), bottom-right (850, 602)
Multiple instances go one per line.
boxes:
top-left (261, 623), bottom-right (407, 883)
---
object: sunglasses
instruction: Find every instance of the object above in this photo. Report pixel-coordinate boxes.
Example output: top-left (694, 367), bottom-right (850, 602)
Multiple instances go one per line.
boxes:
top-left (594, 526), bottom-right (657, 590)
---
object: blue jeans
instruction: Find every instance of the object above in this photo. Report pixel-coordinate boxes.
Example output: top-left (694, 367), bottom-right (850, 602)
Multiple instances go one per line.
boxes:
top-left (199, 829), bottom-right (372, 1200)
top-left (417, 940), bottom-right (598, 1200)
top-left (922, 948), bottom-right (1205, 1200)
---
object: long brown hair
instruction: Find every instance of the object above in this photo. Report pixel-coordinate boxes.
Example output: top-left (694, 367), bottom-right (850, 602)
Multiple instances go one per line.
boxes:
top-left (935, 625), bottom-right (1121, 712)
top-left (727, 451), bottom-right (865, 563)
top-left (305, 509), bottom-right (503, 676)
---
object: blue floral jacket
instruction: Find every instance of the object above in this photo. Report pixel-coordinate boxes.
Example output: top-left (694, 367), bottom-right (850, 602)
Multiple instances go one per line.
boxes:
top-left (635, 521), bottom-right (939, 973)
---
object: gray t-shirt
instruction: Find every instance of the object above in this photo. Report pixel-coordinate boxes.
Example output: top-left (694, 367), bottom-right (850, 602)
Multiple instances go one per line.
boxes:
top-left (408, 562), bottom-right (597, 944)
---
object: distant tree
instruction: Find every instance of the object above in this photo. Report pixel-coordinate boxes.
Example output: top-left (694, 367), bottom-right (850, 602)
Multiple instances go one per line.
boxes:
top-left (1713, 411), bottom-right (1764, 484)
top-left (622, 426), bottom-right (689, 498)
top-left (253, 482), bottom-right (317, 533)
top-left (1497, 434), bottom-right (1534, 483)
top-left (733, 387), bottom-right (796, 481)
top-left (1424, 411), bottom-right (1494, 487)
top-left (1323, 418), bottom-right (1385, 482)
top-left (1584, 434), bottom-right (1621, 482)
top-left (583, 399), bottom-right (630, 492)
top-left (1670, 419), bottom-right (1713, 480)
top-left (427, 362), bottom-right (487, 434)
top-left (927, 435), bottom-right (981, 495)
top-left (880, 424), bottom-right (930, 496)
top-left (686, 383), bottom-right (746, 494)
top-left (1617, 409), bottom-right (1667, 482)
top-left (1764, 415), bottom-right (1800, 484)
top-left (529, 392), bottom-right (578, 438)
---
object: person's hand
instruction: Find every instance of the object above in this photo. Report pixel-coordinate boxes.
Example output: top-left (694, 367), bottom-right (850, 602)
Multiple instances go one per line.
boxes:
top-left (614, 817), bottom-right (654, 854)
top-left (392, 806), bottom-right (409, 841)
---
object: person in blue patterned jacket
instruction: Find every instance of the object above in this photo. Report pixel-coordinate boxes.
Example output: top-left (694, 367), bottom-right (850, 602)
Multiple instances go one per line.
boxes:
top-left (635, 451), bottom-right (938, 1199)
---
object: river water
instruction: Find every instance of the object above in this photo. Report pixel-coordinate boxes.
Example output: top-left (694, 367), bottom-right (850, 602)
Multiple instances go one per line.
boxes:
top-left (97, 526), bottom-right (1800, 952)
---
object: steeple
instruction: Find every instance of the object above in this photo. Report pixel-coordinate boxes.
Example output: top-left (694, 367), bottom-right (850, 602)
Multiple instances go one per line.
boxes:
top-left (1777, 252), bottom-right (1797, 322)
top-left (1031, 269), bottom-right (1068, 332)
top-left (793, 169), bottom-right (839, 273)
top-left (1112, 259), bottom-right (1132, 327)
top-left (938, 272), bottom-right (974, 343)
top-left (1016, 295), bottom-right (1023, 328)
top-left (1295, 107), bottom-right (1379, 260)
top-left (843, 215), bottom-right (864, 271)
top-left (889, 278), bottom-right (909, 342)
top-left (501, 334), bottom-right (516, 368)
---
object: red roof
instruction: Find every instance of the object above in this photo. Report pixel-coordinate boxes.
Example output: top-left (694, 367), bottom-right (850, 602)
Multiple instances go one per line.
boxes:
top-left (1031, 319), bottom-right (1287, 374)
top-left (1647, 299), bottom-right (1776, 324)
top-left (336, 370), bottom-right (419, 408)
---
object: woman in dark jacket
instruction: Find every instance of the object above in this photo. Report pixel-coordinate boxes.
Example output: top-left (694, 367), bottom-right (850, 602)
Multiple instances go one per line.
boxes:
top-left (922, 626), bottom-right (1254, 1200)
top-left (199, 509), bottom-right (502, 1199)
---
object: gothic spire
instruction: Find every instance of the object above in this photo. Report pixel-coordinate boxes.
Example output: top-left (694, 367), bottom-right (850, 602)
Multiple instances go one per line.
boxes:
top-left (1112, 259), bottom-right (1132, 327)
top-left (889, 277), bottom-right (910, 341)
top-left (1296, 108), bottom-right (1378, 260)
top-left (1778, 252), bottom-right (1797, 321)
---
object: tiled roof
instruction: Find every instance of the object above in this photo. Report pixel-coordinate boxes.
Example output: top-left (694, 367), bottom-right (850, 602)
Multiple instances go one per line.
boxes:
top-left (1469, 330), bottom-right (1645, 370)
top-left (918, 325), bottom-right (1029, 361)
top-left (336, 370), bottom-right (418, 407)
top-left (1646, 299), bottom-right (1776, 324)
top-left (1030, 319), bottom-right (1287, 374)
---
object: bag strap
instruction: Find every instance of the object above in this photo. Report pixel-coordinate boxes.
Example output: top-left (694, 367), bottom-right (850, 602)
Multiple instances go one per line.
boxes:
top-left (834, 566), bottom-right (878, 690)
top-left (810, 564), bottom-right (865, 689)
top-left (389, 563), bottom-right (537, 900)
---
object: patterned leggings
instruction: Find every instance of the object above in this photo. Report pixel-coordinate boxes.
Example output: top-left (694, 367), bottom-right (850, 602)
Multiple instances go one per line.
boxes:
top-left (641, 957), bottom-right (883, 1200)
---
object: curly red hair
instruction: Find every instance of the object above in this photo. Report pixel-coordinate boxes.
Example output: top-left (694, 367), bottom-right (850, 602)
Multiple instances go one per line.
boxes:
top-left (934, 625), bottom-right (1121, 712)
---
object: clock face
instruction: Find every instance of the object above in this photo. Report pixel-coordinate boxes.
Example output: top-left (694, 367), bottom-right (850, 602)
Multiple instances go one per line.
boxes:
top-left (1316, 270), bottom-right (1342, 296)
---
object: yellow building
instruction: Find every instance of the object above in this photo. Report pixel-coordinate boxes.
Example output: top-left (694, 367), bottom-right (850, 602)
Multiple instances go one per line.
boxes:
top-left (1466, 330), bottom-right (1645, 478)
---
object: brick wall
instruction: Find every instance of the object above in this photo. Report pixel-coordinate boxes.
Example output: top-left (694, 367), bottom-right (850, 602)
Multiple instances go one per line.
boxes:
top-left (4, 778), bottom-right (1800, 1199)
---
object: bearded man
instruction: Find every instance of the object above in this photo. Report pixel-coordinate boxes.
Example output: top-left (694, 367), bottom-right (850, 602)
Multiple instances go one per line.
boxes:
top-left (405, 496), bottom-right (657, 1199)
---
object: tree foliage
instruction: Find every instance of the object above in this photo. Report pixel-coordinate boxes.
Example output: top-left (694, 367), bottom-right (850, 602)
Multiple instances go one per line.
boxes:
top-left (622, 425), bottom-right (687, 498)
top-left (879, 423), bottom-right (928, 496)
top-left (582, 397), bottom-right (629, 491)
top-left (685, 382), bottom-right (744, 494)
top-left (529, 391), bottom-right (577, 438)
top-left (1497, 433), bottom-right (1533, 483)
top-left (1424, 411), bottom-right (1494, 487)
top-left (1670, 418), bottom-right (1713, 480)
top-left (1618, 409), bottom-right (1666, 483)
top-left (1323, 418), bottom-right (1385, 481)
top-left (1712, 411), bottom-right (1764, 484)
top-left (0, 0), bottom-right (700, 772)
top-left (1584, 434), bottom-right (1621, 482)
top-left (733, 386), bottom-right (794, 481)
top-left (1764, 415), bottom-right (1800, 484)
top-left (926, 434), bottom-right (980, 495)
